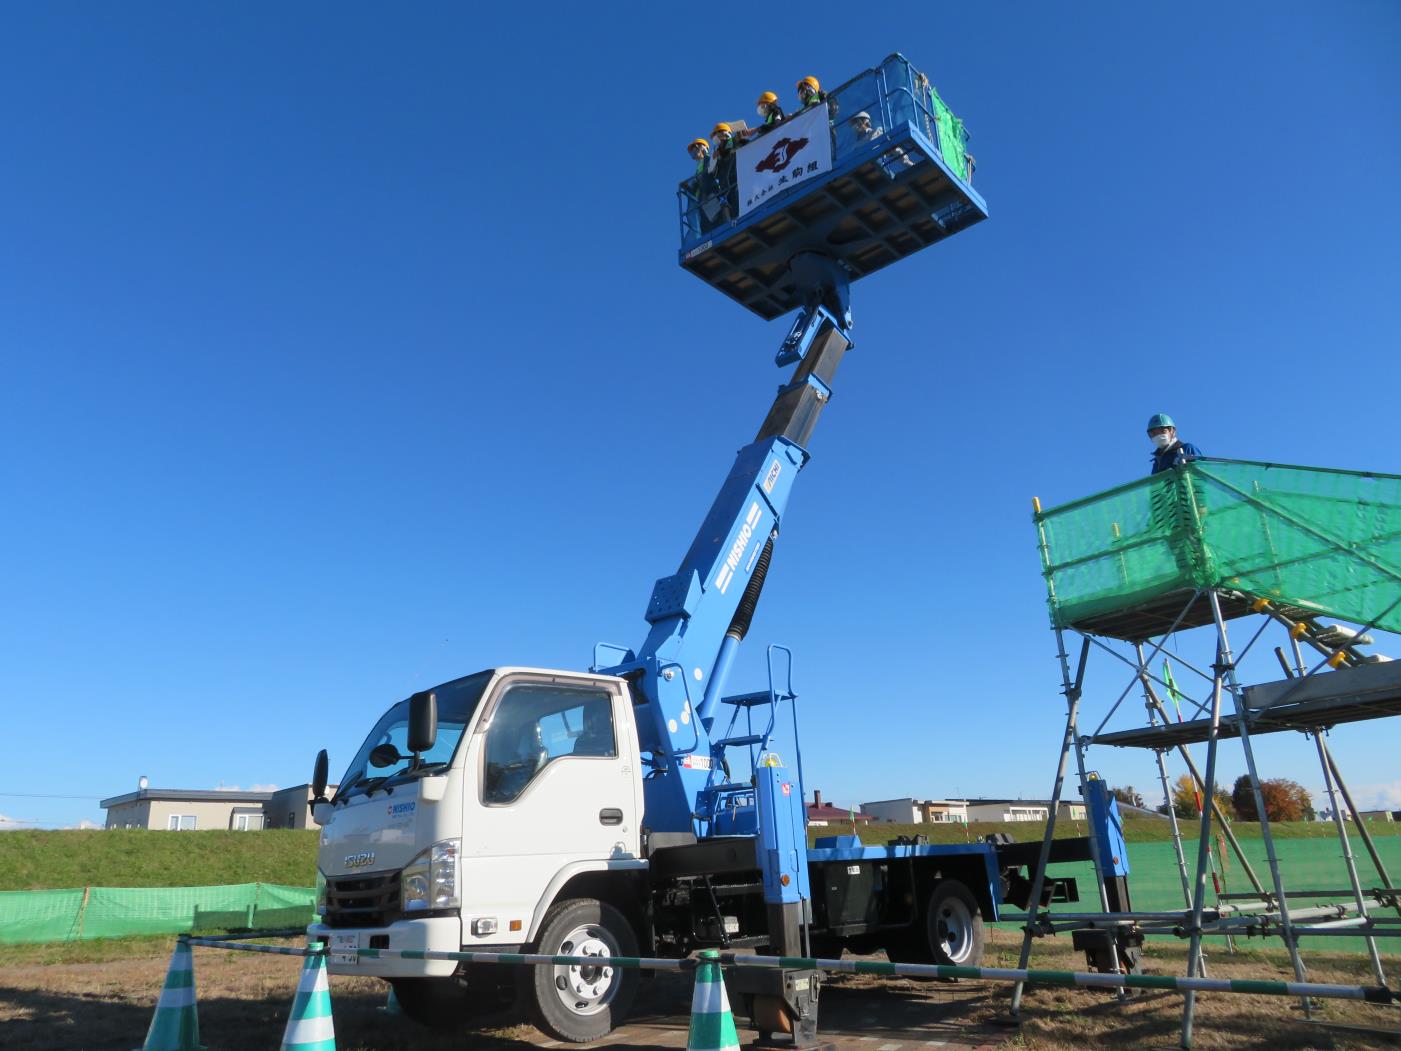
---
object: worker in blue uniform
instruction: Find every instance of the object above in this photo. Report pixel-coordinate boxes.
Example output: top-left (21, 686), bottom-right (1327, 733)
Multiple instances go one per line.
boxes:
top-left (1146, 413), bottom-right (1207, 580)
top-left (1147, 413), bottom-right (1202, 474)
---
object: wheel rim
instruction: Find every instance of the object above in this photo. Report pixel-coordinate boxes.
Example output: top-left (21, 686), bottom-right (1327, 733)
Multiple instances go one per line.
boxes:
top-left (550, 924), bottom-right (619, 1016)
top-left (934, 897), bottom-right (976, 964)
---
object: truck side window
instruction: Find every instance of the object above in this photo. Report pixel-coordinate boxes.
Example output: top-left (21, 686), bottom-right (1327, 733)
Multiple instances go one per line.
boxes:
top-left (482, 683), bottom-right (617, 805)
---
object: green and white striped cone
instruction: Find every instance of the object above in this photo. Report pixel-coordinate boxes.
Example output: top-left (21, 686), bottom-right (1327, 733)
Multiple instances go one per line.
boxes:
top-left (280, 947), bottom-right (336, 1051)
top-left (686, 950), bottom-right (740, 1051)
top-left (135, 939), bottom-right (202, 1051)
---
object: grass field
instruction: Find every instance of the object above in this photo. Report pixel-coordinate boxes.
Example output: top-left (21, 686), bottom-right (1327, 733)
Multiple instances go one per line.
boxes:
top-left (3, 819), bottom-right (1395, 893)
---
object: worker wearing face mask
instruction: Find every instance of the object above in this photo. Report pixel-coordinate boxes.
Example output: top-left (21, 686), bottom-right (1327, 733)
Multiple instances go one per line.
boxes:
top-left (752, 91), bottom-right (786, 137)
top-left (1147, 413), bottom-right (1203, 474)
top-left (688, 137), bottom-right (721, 236)
top-left (711, 123), bottom-right (740, 220)
top-left (796, 76), bottom-right (827, 111)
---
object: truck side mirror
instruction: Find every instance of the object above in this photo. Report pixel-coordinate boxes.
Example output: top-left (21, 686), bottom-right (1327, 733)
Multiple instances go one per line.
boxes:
top-left (408, 690), bottom-right (438, 755)
top-left (311, 749), bottom-right (329, 802)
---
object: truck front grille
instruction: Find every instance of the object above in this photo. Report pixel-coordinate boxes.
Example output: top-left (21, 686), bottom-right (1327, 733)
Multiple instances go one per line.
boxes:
top-left (324, 870), bottom-right (401, 929)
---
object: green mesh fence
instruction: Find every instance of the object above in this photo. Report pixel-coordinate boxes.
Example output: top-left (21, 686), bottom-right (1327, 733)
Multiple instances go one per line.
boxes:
top-left (1037, 460), bottom-right (1401, 633)
top-left (0, 882), bottom-right (314, 945)
top-left (999, 836), bottom-right (1401, 954)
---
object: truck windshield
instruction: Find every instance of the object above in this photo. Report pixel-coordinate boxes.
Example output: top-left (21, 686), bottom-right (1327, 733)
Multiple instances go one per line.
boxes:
top-left (335, 670), bottom-right (493, 803)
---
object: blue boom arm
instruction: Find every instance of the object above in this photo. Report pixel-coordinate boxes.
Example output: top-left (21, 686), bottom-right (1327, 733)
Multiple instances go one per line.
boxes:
top-left (598, 302), bottom-right (852, 834)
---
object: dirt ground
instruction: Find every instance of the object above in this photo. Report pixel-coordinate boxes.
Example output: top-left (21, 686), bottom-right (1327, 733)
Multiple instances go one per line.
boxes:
top-left (0, 931), bottom-right (1396, 1050)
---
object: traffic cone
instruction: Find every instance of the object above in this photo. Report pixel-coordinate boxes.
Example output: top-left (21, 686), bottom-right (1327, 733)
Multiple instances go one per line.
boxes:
top-left (380, 984), bottom-right (401, 1015)
top-left (686, 950), bottom-right (740, 1051)
top-left (135, 939), bottom-right (202, 1051)
top-left (280, 946), bottom-right (336, 1051)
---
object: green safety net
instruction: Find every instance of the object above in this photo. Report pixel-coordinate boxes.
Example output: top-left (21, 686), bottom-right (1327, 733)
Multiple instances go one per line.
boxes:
top-left (927, 86), bottom-right (968, 181)
top-left (1037, 459), bottom-right (1401, 633)
top-left (996, 835), bottom-right (1401, 955)
top-left (0, 882), bottom-right (314, 945)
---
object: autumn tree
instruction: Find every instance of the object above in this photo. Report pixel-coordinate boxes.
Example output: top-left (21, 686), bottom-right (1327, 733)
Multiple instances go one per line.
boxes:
top-left (1231, 776), bottom-right (1314, 821)
top-left (1110, 785), bottom-right (1146, 809)
top-left (1165, 773), bottom-right (1231, 819)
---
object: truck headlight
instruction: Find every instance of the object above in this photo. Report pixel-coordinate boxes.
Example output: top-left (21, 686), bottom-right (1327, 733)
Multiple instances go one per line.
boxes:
top-left (402, 839), bottom-right (460, 912)
top-left (315, 868), bottom-right (327, 917)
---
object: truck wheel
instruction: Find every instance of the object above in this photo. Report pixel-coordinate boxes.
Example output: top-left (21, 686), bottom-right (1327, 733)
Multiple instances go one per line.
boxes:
top-left (924, 880), bottom-right (984, 966)
top-left (527, 897), bottom-right (639, 1042)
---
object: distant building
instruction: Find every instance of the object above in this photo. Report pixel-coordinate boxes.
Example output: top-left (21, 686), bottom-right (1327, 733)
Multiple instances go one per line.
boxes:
top-left (101, 788), bottom-right (274, 831)
top-left (101, 782), bottom-right (337, 831)
top-left (861, 797), bottom-right (968, 824)
top-left (266, 783), bottom-right (338, 830)
top-left (964, 798), bottom-right (1086, 823)
top-left (806, 789), bottom-right (877, 828)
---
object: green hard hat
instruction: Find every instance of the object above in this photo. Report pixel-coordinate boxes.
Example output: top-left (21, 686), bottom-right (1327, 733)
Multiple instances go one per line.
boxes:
top-left (1146, 413), bottom-right (1176, 431)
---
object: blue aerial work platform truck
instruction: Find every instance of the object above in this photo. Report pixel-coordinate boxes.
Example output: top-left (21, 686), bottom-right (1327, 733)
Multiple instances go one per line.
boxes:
top-left (305, 54), bottom-right (1135, 1046)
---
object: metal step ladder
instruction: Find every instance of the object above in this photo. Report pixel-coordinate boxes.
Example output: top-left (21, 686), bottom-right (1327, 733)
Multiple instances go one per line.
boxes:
top-left (694, 645), bottom-right (807, 830)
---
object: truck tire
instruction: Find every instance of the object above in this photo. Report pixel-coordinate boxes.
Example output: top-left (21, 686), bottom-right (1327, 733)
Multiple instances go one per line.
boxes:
top-left (526, 897), bottom-right (639, 1042)
top-left (924, 880), bottom-right (984, 966)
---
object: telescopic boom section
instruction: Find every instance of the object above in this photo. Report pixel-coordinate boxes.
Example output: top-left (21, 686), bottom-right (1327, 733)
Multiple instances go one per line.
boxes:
top-left (599, 305), bottom-right (852, 834)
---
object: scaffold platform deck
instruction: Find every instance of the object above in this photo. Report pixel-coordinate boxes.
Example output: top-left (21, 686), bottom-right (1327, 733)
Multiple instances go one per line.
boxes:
top-left (1065, 587), bottom-right (1322, 642)
top-left (1092, 659), bottom-right (1401, 748)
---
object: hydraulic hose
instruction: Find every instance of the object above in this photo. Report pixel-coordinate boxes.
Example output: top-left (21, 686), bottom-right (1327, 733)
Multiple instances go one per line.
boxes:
top-left (728, 536), bottom-right (774, 643)
top-left (697, 535), bottom-right (776, 728)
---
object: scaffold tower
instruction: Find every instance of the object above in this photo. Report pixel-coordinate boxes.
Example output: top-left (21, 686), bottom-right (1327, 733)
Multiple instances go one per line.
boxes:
top-left (1012, 459), bottom-right (1401, 1048)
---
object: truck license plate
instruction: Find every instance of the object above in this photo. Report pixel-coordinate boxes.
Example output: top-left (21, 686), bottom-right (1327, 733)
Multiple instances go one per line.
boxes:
top-left (330, 933), bottom-right (359, 966)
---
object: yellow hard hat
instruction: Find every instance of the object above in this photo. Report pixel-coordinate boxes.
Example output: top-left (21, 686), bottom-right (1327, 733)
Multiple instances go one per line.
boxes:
top-left (712, 122), bottom-right (732, 136)
top-left (756, 91), bottom-right (778, 106)
top-left (688, 138), bottom-right (709, 153)
top-left (797, 76), bottom-right (820, 94)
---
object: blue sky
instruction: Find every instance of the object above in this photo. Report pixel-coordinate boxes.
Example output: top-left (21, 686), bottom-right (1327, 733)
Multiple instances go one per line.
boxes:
top-left (2, 4), bottom-right (1398, 829)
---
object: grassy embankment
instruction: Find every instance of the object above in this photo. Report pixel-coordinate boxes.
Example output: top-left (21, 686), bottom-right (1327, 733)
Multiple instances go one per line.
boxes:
top-left (0, 829), bottom-right (320, 891)
top-left (3, 818), bottom-right (1393, 893)
top-left (807, 816), bottom-right (1400, 847)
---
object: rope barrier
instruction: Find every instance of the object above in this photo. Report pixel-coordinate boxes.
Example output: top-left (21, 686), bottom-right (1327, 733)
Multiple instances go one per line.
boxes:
top-left (182, 936), bottom-right (319, 958)
top-left (182, 935), bottom-right (1396, 1004)
top-left (719, 952), bottom-right (1398, 1005)
top-left (356, 946), bottom-right (697, 971)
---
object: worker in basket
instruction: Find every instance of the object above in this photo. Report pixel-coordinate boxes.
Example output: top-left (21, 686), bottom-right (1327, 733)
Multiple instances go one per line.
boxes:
top-left (796, 75), bottom-right (826, 110)
top-left (752, 91), bottom-right (785, 137)
top-left (688, 137), bottom-right (721, 235)
top-left (1147, 413), bottom-right (1203, 474)
top-left (849, 111), bottom-right (913, 176)
top-left (711, 122), bottom-right (740, 220)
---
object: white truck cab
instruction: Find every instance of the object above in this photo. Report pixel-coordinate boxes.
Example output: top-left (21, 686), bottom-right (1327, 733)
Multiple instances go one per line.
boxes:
top-left (310, 667), bottom-right (647, 1037)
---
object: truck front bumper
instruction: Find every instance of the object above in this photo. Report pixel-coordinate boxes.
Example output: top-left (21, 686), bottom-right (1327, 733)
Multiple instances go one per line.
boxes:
top-left (308, 915), bottom-right (463, 978)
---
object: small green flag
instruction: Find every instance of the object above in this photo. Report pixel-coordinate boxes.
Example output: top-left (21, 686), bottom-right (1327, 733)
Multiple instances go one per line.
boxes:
top-left (1162, 658), bottom-right (1184, 722)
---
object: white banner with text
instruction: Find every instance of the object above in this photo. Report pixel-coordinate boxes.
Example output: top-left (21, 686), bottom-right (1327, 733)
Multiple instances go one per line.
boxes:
top-left (737, 103), bottom-right (833, 218)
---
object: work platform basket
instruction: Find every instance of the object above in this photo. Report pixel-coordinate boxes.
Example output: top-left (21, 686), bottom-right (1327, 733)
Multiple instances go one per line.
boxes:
top-left (1034, 459), bottom-right (1401, 641)
top-left (678, 54), bottom-right (987, 319)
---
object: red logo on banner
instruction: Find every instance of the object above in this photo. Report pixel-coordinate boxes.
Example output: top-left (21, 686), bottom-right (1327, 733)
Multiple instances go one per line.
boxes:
top-left (755, 137), bottom-right (810, 174)
top-left (781, 782), bottom-right (792, 796)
